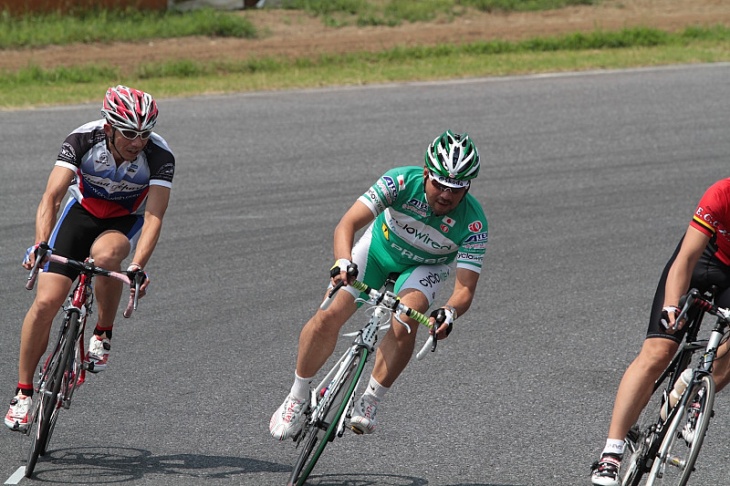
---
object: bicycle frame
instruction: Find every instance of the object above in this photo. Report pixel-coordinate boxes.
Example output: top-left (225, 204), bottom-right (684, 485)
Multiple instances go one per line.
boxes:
top-left (623, 289), bottom-right (729, 486)
top-left (23, 249), bottom-right (139, 478)
top-left (287, 276), bottom-right (435, 486)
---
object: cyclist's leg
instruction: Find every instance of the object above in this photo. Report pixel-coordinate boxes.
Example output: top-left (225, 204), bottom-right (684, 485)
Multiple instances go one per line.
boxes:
top-left (18, 274), bottom-right (73, 386)
top-left (90, 230), bottom-right (132, 330)
top-left (296, 291), bottom-right (358, 379)
top-left (84, 215), bottom-right (140, 371)
top-left (371, 265), bottom-right (450, 387)
top-left (351, 265), bottom-right (449, 434)
top-left (606, 338), bottom-right (677, 441)
top-left (592, 242), bottom-right (685, 484)
top-left (15, 200), bottom-right (84, 389)
top-left (89, 212), bottom-right (141, 331)
top-left (273, 227), bottom-right (385, 440)
top-left (296, 223), bottom-right (386, 379)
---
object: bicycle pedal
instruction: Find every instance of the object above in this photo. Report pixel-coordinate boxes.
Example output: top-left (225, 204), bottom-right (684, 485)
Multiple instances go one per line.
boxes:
top-left (350, 425), bottom-right (364, 435)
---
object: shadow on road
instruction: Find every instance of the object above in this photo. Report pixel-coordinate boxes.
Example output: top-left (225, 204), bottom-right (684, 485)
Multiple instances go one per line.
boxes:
top-left (28, 446), bottom-right (287, 482)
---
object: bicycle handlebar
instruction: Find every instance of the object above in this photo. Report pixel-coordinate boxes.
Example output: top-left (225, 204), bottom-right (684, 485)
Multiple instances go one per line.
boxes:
top-left (678, 288), bottom-right (730, 322)
top-left (321, 278), bottom-right (437, 360)
top-left (26, 246), bottom-right (139, 318)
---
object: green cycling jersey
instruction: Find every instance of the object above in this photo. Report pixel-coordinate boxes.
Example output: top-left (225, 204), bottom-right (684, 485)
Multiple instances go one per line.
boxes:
top-left (358, 166), bottom-right (488, 273)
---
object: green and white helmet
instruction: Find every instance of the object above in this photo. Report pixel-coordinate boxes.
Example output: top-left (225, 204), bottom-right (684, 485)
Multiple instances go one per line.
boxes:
top-left (424, 130), bottom-right (480, 188)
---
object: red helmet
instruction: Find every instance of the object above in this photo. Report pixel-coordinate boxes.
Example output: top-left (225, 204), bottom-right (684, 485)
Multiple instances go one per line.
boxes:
top-left (101, 85), bottom-right (158, 131)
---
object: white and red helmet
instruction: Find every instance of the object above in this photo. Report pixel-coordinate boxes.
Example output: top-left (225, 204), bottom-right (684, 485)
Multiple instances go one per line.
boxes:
top-left (101, 85), bottom-right (158, 131)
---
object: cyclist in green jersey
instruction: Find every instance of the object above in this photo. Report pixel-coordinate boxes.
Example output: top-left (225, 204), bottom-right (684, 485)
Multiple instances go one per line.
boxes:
top-left (270, 130), bottom-right (489, 439)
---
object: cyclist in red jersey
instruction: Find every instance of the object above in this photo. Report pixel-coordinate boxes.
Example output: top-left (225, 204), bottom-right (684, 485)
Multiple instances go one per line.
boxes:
top-left (591, 178), bottom-right (730, 485)
top-left (4, 86), bottom-right (175, 432)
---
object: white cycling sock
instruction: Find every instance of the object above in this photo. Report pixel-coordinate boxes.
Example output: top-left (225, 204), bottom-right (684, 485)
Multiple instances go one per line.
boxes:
top-left (365, 376), bottom-right (389, 401)
top-left (291, 371), bottom-right (313, 401)
top-left (602, 438), bottom-right (625, 457)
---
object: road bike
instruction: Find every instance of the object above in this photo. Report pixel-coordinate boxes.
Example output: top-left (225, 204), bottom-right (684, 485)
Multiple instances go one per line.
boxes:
top-left (621, 288), bottom-right (727, 486)
top-left (287, 271), bottom-right (439, 486)
top-left (22, 243), bottom-right (143, 478)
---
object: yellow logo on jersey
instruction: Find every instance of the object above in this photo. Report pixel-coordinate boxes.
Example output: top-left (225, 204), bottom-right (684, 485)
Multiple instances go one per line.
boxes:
top-left (381, 222), bottom-right (389, 240)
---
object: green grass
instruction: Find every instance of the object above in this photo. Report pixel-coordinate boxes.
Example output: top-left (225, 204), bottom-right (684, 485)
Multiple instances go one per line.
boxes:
top-left (1, 3), bottom-right (729, 109)
top-left (280, 0), bottom-right (599, 26)
top-left (0, 7), bottom-right (256, 49)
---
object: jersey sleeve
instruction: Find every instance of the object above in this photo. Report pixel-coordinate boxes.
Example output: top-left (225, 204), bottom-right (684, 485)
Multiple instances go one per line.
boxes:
top-left (357, 168), bottom-right (406, 217)
top-left (145, 136), bottom-right (175, 188)
top-left (690, 179), bottom-right (730, 238)
top-left (456, 201), bottom-right (488, 274)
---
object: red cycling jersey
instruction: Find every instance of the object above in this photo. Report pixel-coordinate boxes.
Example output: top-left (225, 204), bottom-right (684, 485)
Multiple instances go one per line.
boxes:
top-left (690, 178), bottom-right (730, 265)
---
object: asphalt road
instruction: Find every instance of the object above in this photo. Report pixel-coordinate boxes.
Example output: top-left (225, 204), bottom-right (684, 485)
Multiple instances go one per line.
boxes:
top-left (2, 63), bottom-right (730, 486)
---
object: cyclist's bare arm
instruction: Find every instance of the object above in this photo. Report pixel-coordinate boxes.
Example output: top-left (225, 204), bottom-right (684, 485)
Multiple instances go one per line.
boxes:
top-left (332, 201), bottom-right (375, 286)
top-left (126, 184), bottom-right (170, 294)
top-left (23, 166), bottom-right (74, 270)
top-left (432, 267), bottom-right (479, 340)
top-left (663, 226), bottom-right (709, 330)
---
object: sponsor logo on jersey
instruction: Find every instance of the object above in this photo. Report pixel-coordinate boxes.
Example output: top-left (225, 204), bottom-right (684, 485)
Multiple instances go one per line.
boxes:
top-left (457, 251), bottom-right (484, 264)
top-left (59, 142), bottom-right (76, 163)
top-left (402, 198), bottom-right (429, 217)
top-left (366, 188), bottom-right (386, 213)
top-left (440, 215), bottom-right (455, 233)
top-left (382, 176), bottom-right (398, 203)
top-left (381, 222), bottom-right (390, 240)
top-left (419, 270), bottom-right (449, 289)
top-left (394, 220), bottom-right (454, 251)
top-left (464, 232), bottom-right (488, 243)
top-left (397, 174), bottom-right (405, 190)
top-left (468, 220), bottom-right (483, 233)
top-left (461, 242), bottom-right (487, 250)
top-left (389, 243), bottom-right (450, 264)
top-left (694, 206), bottom-right (719, 232)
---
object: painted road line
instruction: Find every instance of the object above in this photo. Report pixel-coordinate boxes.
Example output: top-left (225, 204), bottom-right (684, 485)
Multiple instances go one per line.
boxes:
top-left (4, 467), bottom-right (25, 485)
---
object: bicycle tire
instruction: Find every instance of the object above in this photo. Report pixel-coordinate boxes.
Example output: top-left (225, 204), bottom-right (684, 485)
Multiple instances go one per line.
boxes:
top-left (25, 311), bottom-right (79, 478)
top-left (288, 348), bottom-right (368, 486)
top-left (621, 324), bottom-right (703, 486)
top-left (645, 375), bottom-right (714, 486)
top-left (622, 367), bottom-right (685, 486)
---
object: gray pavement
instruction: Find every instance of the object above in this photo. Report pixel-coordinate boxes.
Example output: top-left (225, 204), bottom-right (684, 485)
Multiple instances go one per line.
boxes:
top-left (1, 63), bottom-right (730, 485)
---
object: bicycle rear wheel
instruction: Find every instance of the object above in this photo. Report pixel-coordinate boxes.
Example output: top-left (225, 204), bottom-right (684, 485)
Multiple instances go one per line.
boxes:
top-left (645, 375), bottom-right (714, 486)
top-left (288, 348), bottom-right (368, 486)
top-left (25, 312), bottom-right (79, 478)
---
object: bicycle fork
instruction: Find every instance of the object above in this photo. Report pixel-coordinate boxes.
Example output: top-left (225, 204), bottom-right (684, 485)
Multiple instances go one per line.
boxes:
top-left (60, 305), bottom-right (88, 409)
top-left (306, 306), bottom-right (390, 439)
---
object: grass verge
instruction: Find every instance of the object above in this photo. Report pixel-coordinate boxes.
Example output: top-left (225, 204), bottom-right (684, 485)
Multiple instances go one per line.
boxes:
top-left (2, 25), bottom-right (730, 109)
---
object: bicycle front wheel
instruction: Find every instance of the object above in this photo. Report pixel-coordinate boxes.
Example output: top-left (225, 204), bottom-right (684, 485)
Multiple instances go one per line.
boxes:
top-left (288, 348), bottom-right (368, 486)
top-left (622, 381), bottom-right (673, 486)
top-left (645, 375), bottom-right (715, 486)
top-left (25, 312), bottom-right (79, 478)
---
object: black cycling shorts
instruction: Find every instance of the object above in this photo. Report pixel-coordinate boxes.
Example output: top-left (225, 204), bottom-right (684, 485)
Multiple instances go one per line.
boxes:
top-left (46, 200), bottom-right (142, 281)
top-left (647, 238), bottom-right (730, 343)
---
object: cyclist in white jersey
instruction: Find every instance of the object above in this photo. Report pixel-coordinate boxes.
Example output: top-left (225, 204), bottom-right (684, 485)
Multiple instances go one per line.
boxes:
top-left (271, 130), bottom-right (488, 439)
top-left (5, 86), bottom-right (175, 432)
